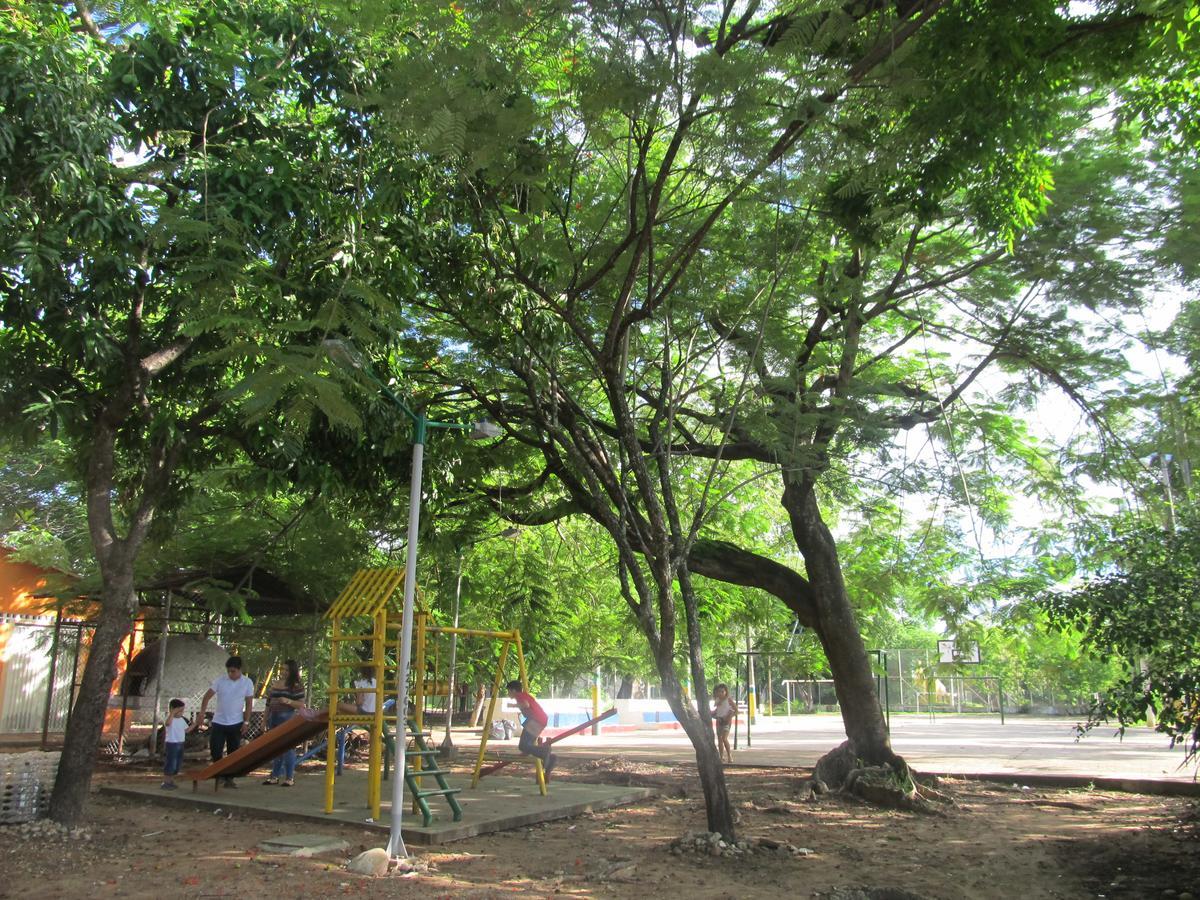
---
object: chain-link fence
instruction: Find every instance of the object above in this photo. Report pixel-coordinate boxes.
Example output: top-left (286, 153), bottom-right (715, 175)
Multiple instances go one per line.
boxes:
top-left (766, 649), bottom-right (1085, 718)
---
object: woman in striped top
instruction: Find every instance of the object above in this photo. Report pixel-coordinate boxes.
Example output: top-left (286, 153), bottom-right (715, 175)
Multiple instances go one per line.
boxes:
top-left (263, 659), bottom-right (306, 786)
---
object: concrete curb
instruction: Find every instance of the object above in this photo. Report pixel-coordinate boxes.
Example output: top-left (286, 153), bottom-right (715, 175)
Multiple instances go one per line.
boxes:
top-left (934, 771), bottom-right (1200, 797)
top-left (580, 757), bottom-right (1200, 797)
top-left (98, 777), bottom-right (659, 845)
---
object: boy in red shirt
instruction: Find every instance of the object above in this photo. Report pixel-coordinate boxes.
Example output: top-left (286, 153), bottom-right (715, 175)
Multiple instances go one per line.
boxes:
top-left (506, 680), bottom-right (556, 777)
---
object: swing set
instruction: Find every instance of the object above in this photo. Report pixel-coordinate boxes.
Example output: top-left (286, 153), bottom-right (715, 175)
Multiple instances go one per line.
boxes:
top-left (409, 601), bottom-right (551, 795)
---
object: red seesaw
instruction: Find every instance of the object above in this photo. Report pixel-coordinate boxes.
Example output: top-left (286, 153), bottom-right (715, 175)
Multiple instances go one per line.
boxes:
top-left (479, 707), bottom-right (618, 778)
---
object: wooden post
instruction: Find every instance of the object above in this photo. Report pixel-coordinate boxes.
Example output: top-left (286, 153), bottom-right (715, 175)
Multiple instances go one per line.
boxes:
top-left (746, 627), bottom-right (757, 726)
top-left (39, 608), bottom-right (63, 750)
top-left (471, 639), bottom-right (511, 787)
top-left (764, 653), bottom-right (772, 717)
top-left (64, 623), bottom-right (83, 733)
top-left (441, 554), bottom-right (464, 751)
top-left (148, 594), bottom-right (171, 762)
top-left (324, 617), bottom-right (340, 814)
top-left (115, 622), bottom-right (137, 756)
top-left (591, 668), bottom-right (600, 736)
top-left (368, 608), bottom-right (386, 819)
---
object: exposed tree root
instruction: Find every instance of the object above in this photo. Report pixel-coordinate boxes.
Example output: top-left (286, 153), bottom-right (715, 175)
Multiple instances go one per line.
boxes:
top-left (809, 740), bottom-right (950, 814)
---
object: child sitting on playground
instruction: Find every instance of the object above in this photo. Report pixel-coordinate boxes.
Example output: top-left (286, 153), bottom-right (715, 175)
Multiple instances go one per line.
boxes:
top-left (161, 698), bottom-right (198, 790)
top-left (711, 683), bottom-right (737, 764)
top-left (336, 676), bottom-right (378, 716)
top-left (506, 680), bottom-right (556, 778)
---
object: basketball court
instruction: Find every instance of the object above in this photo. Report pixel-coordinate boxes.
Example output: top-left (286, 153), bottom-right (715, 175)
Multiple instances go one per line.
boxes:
top-left (475, 714), bottom-right (1194, 787)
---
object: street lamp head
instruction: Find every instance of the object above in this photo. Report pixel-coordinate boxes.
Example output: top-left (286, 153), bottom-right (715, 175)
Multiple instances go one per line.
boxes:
top-left (468, 419), bottom-right (502, 440)
top-left (321, 338), bottom-right (364, 370)
top-left (323, 339), bottom-right (499, 440)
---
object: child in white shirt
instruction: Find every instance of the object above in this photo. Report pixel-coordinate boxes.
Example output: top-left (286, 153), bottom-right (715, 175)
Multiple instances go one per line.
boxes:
top-left (161, 698), bottom-right (198, 790)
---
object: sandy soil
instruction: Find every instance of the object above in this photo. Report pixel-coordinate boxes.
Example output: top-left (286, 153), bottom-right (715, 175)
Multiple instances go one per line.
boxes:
top-left (1, 756), bottom-right (1195, 900)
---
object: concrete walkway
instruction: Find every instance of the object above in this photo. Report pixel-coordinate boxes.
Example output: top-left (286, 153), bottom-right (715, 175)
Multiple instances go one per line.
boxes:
top-left (471, 714), bottom-right (1195, 785)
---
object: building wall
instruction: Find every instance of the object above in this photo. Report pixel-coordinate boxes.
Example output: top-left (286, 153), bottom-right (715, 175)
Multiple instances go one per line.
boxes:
top-left (0, 548), bottom-right (141, 738)
top-left (0, 549), bottom-right (63, 615)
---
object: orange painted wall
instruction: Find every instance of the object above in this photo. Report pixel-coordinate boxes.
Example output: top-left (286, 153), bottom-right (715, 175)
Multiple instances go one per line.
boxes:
top-left (0, 548), bottom-right (64, 616)
top-left (0, 548), bottom-right (142, 735)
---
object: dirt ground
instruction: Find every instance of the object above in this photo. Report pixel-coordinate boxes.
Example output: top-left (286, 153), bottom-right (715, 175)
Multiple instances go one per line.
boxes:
top-left (1, 756), bottom-right (1196, 900)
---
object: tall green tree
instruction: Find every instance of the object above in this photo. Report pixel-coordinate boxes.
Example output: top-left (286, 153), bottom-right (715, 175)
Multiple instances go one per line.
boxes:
top-left (1039, 512), bottom-right (1200, 764)
top-left (0, 1), bottom-right (393, 824)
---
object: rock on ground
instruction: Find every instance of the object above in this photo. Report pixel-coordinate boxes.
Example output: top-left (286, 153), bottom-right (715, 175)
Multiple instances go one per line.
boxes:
top-left (347, 848), bottom-right (390, 877)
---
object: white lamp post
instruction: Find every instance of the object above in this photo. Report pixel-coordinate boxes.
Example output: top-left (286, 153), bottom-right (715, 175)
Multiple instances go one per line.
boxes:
top-left (324, 340), bottom-right (500, 859)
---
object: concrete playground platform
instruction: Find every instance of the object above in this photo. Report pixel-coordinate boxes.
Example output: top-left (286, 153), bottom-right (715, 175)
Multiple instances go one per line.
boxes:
top-left (101, 770), bottom-right (657, 845)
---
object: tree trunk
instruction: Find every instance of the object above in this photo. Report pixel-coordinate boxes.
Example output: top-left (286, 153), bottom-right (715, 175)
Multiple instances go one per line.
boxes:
top-left (470, 683), bottom-right (486, 727)
top-left (676, 564), bottom-right (735, 839)
top-left (45, 304), bottom-right (187, 826)
top-left (49, 569), bottom-right (139, 825)
top-left (616, 675), bottom-right (634, 699)
top-left (783, 478), bottom-right (900, 770)
top-left (655, 659), bottom-right (735, 839)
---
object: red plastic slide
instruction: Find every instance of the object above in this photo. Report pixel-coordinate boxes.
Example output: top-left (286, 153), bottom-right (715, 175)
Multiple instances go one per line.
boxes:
top-left (188, 708), bottom-right (329, 791)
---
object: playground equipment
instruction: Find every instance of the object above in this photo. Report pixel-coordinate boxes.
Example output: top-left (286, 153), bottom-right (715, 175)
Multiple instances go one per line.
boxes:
top-left (323, 567), bottom-right (546, 825)
top-left (297, 698), bottom-right (396, 776)
top-left (397, 718), bottom-right (462, 826)
top-left (188, 708), bottom-right (329, 790)
top-left (323, 568), bottom-right (400, 820)
top-left (477, 707), bottom-right (617, 778)
top-left (408, 603), bottom-right (547, 794)
top-left (185, 567), bottom-right (607, 815)
top-left (195, 567), bottom-right (593, 819)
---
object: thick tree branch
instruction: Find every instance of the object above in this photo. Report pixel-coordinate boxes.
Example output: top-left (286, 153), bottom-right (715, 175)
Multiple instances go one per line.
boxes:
top-left (481, 467), bottom-right (553, 501)
top-left (890, 347), bottom-right (999, 429)
top-left (854, 324), bottom-right (923, 376)
top-left (646, 2), bottom-right (947, 337)
top-left (689, 539), bottom-right (818, 628)
top-left (140, 337), bottom-right (193, 376)
top-left (1047, 11), bottom-right (1154, 59)
top-left (884, 248), bottom-right (1006, 305)
top-left (70, 0), bottom-right (110, 44)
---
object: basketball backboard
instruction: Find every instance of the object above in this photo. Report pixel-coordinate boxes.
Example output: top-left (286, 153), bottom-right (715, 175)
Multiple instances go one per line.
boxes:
top-left (937, 639), bottom-right (981, 664)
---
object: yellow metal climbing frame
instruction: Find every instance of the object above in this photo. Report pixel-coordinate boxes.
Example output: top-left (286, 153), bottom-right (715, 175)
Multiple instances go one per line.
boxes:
top-left (322, 568), bottom-right (406, 820)
top-left (323, 569), bottom-right (543, 823)
top-left (410, 614), bottom-right (543, 796)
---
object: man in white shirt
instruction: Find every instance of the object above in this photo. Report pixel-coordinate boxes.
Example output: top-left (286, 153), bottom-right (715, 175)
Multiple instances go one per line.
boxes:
top-left (197, 655), bottom-right (256, 788)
